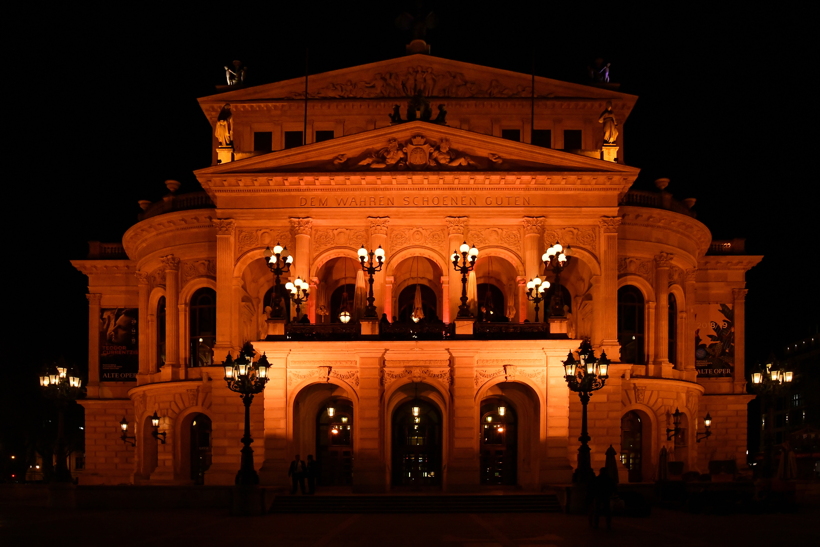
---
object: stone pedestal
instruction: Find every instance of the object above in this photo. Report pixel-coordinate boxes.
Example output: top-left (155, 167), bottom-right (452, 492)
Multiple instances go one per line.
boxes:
top-left (548, 316), bottom-right (568, 334)
top-left (454, 319), bottom-right (474, 335)
top-left (217, 146), bottom-right (234, 164)
top-left (266, 319), bottom-right (286, 337)
top-left (360, 318), bottom-right (379, 336)
top-left (601, 144), bottom-right (619, 163)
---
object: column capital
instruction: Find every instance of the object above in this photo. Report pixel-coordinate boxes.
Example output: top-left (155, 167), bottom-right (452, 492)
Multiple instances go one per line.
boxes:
top-left (522, 216), bottom-right (545, 235)
top-left (86, 293), bottom-right (102, 305)
top-left (654, 252), bottom-right (674, 268)
top-left (160, 254), bottom-right (180, 270)
top-left (211, 217), bottom-right (235, 235)
top-left (685, 268), bottom-right (698, 283)
top-left (599, 216), bottom-right (622, 233)
top-left (445, 216), bottom-right (468, 235)
top-left (136, 271), bottom-right (150, 285)
top-left (732, 288), bottom-right (748, 301)
top-left (290, 217), bottom-right (313, 235)
top-left (368, 216), bottom-right (390, 235)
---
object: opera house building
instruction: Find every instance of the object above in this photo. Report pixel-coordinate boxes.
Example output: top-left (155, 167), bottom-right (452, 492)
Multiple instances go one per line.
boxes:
top-left (72, 51), bottom-right (760, 491)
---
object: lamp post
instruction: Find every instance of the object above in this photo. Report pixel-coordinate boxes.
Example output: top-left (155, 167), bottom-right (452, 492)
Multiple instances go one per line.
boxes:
top-left (542, 241), bottom-right (570, 317)
top-left (223, 342), bottom-right (269, 485)
top-left (749, 361), bottom-right (793, 477)
top-left (286, 277), bottom-right (310, 321)
top-left (526, 276), bottom-right (550, 322)
top-left (563, 340), bottom-right (610, 483)
top-left (39, 362), bottom-right (84, 483)
top-left (264, 243), bottom-right (293, 319)
top-left (451, 241), bottom-right (479, 318)
top-left (358, 244), bottom-right (385, 318)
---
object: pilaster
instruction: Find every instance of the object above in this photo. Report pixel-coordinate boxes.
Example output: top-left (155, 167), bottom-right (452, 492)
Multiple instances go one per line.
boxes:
top-left (543, 347), bottom-right (574, 484)
top-left (160, 255), bottom-right (181, 381)
top-left (353, 349), bottom-right (386, 492)
top-left (683, 269), bottom-right (698, 380)
top-left (137, 272), bottom-right (150, 378)
top-left (447, 349), bottom-right (479, 491)
top-left (369, 217), bottom-right (389, 318)
top-left (259, 350), bottom-right (290, 485)
top-left (652, 252), bottom-right (672, 377)
top-left (86, 293), bottom-right (102, 397)
top-left (290, 217), bottom-right (312, 283)
top-left (523, 217), bottom-right (545, 322)
top-left (445, 216), bottom-right (467, 321)
top-left (598, 217), bottom-right (621, 357)
top-left (213, 218), bottom-right (235, 356)
top-left (732, 288), bottom-right (748, 393)
top-left (384, 276), bottom-right (395, 320)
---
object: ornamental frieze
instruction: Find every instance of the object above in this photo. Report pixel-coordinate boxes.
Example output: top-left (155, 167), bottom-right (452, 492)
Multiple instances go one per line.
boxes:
top-left (313, 228), bottom-right (369, 252)
top-left (181, 259), bottom-right (216, 284)
top-left (147, 266), bottom-right (165, 289)
top-left (543, 227), bottom-right (597, 254)
top-left (237, 229), bottom-right (292, 254)
top-left (669, 266), bottom-right (684, 287)
top-left (285, 67), bottom-right (540, 99)
top-left (474, 360), bottom-right (545, 387)
top-left (287, 361), bottom-right (359, 387)
top-left (618, 257), bottom-right (653, 280)
top-left (390, 227), bottom-right (447, 251)
top-left (382, 365), bottom-right (452, 388)
top-left (468, 227), bottom-right (521, 252)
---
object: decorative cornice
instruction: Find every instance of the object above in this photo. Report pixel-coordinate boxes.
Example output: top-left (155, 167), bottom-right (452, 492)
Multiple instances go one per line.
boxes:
top-left (71, 260), bottom-right (135, 275)
top-left (698, 256), bottom-right (763, 271)
top-left (620, 210), bottom-right (711, 255)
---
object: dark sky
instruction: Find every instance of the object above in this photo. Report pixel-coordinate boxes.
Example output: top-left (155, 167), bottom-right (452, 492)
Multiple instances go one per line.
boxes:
top-left (9, 2), bottom-right (818, 383)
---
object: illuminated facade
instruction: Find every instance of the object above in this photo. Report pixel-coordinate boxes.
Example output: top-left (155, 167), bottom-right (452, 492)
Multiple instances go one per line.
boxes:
top-left (72, 53), bottom-right (760, 489)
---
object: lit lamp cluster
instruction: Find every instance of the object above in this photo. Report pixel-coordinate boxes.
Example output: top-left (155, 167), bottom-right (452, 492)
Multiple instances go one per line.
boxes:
top-left (542, 241), bottom-right (570, 317)
top-left (264, 242), bottom-right (293, 319)
top-left (223, 343), bottom-right (270, 485)
top-left (563, 340), bottom-right (610, 483)
top-left (39, 362), bottom-right (84, 483)
top-left (285, 277), bottom-right (310, 320)
top-left (358, 245), bottom-right (386, 318)
top-left (525, 276), bottom-right (550, 322)
top-left (665, 407), bottom-right (714, 443)
top-left (451, 241), bottom-right (479, 318)
top-left (119, 411), bottom-right (167, 446)
top-left (326, 404), bottom-right (350, 436)
top-left (751, 362), bottom-right (793, 387)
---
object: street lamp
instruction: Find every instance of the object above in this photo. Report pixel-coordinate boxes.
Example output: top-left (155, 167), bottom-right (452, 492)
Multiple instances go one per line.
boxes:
top-left (264, 243), bottom-right (293, 319)
top-left (542, 241), bottom-right (570, 317)
top-left (358, 244), bottom-right (385, 318)
top-left (526, 276), bottom-right (550, 322)
top-left (223, 342), bottom-right (269, 485)
top-left (451, 241), bottom-right (479, 318)
top-left (749, 361), bottom-right (793, 477)
top-left (286, 277), bottom-right (310, 321)
top-left (563, 339), bottom-right (610, 483)
top-left (39, 361), bottom-right (84, 483)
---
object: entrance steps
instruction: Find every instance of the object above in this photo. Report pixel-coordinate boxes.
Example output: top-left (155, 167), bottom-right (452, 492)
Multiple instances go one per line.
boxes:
top-left (270, 493), bottom-right (562, 513)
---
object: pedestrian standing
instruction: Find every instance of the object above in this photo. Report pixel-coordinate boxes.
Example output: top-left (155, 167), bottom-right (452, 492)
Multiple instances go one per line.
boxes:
top-left (306, 454), bottom-right (317, 495)
top-left (288, 454), bottom-right (306, 494)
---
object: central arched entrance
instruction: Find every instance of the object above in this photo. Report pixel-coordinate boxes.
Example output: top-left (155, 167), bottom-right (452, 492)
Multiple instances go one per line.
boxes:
top-left (190, 414), bottom-right (212, 485)
top-left (621, 411), bottom-right (643, 482)
top-left (392, 400), bottom-right (442, 487)
top-left (316, 399), bottom-right (353, 486)
top-left (480, 399), bottom-right (517, 485)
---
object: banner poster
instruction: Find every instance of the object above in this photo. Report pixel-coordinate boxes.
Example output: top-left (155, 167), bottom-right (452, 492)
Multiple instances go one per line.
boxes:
top-left (694, 303), bottom-right (734, 378)
top-left (99, 308), bottom-right (138, 382)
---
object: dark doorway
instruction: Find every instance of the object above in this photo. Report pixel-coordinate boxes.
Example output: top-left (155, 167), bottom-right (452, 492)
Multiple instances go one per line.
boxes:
top-left (477, 283), bottom-right (505, 321)
top-left (480, 400), bottom-right (517, 485)
top-left (621, 411), bottom-right (643, 482)
top-left (329, 284), bottom-right (355, 323)
top-left (317, 400), bottom-right (353, 486)
top-left (397, 285), bottom-right (438, 322)
top-left (190, 414), bottom-right (212, 484)
top-left (392, 400), bottom-right (442, 487)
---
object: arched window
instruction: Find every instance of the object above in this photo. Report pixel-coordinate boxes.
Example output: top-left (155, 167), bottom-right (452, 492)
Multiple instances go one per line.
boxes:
top-left (329, 284), bottom-right (355, 323)
top-left (156, 296), bottom-right (166, 368)
top-left (189, 288), bottom-right (216, 367)
top-left (397, 284), bottom-right (437, 322)
top-left (618, 286), bottom-right (645, 364)
top-left (668, 293), bottom-right (677, 365)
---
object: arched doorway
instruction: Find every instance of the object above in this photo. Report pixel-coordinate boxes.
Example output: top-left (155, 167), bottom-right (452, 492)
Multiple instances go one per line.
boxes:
top-left (316, 399), bottom-right (353, 486)
top-left (397, 284), bottom-right (438, 322)
top-left (392, 400), bottom-right (442, 487)
top-left (190, 414), bottom-right (212, 484)
top-left (480, 399), bottom-right (517, 485)
top-left (620, 411), bottom-right (643, 482)
top-left (477, 283), bottom-right (505, 321)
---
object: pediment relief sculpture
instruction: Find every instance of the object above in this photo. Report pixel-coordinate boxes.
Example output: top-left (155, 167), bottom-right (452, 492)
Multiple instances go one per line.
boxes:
top-left (340, 134), bottom-right (496, 171)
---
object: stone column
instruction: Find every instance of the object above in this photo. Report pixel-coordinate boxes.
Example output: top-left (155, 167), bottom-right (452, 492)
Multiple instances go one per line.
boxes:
top-left (160, 255), bottom-right (180, 380)
top-left (86, 293), bottom-right (102, 397)
top-left (258, 350), bottom-right (290, 486)
top-left (652, 252), bottom-right (673, 377)
top-left (137, 272), bottom-right (150, 378)
top-left (516, 276), bottom-right (528, 323)
top-left (448, 348), bottom-right (479, 491)
top-left (368, 217), bottom-right (389, 317)
top-left (290, 218), bottom-right (313, 282)
top-left (522, 217), bottom-right (545, 322)
top-left (683, 269), bottom-right (698, 380)
top-left (213, 219), bottom-right (235, 357)
top-left (598, 217), bottom-right (621, 358)
top-left (445, 217), bottom-right (468, 321)
top-left (384, 276), bottom-right (395, 320)
top-left (308, 277), bottom-right (319, 323)
top-left (732, 288), bottom-right (748, 393)
top-left (439, 276), bottom-right (449, 323)
top-left (354, 349), bottom-right (386, 493)
top-left (543, 348), bottom-right (574, 484)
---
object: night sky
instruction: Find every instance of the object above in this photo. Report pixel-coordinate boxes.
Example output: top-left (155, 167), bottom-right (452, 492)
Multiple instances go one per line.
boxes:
top-left (5, 3), bottom-right (817, 455)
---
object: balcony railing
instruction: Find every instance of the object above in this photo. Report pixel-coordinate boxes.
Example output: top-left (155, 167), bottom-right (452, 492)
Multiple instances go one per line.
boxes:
top-left (138, 191), bottom-right (215, 221)
top-left (620, 190), bottom-right (695, 217)
top-left (278, 320), bottom-right (560, 341)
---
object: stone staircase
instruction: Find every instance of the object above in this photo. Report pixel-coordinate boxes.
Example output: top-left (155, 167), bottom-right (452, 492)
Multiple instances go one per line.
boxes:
top-left (270, 494), bottom-right (562, 514)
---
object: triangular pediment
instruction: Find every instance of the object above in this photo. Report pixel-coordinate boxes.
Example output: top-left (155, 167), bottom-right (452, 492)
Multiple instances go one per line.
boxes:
top-left (196, 122), bottom-right (639, 178)
top-left (199, 54), bottom-right (634, 105)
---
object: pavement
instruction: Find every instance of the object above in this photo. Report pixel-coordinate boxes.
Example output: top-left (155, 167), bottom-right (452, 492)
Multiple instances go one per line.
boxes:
top-left (1, 501), bottom-right (819, 547)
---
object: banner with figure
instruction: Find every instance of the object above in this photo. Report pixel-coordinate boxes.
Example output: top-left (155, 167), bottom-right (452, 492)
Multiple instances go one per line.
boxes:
top-left (99, 308), bottom-right (138, 382)
top-left (695, 303), bottom-right (734, 378)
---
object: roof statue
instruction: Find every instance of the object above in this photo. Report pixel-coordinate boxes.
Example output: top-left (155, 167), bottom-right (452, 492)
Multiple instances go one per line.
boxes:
top-left (224, 60), bottom-right (247, 86)
top-left (588, 58), bottom-right (610, 84)
top-left (396, 5), bottom-right (436, 55)
top-left (214, 103), bottom-right (233, 146)
top-left (598, 101), bottom-right (619, 144)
